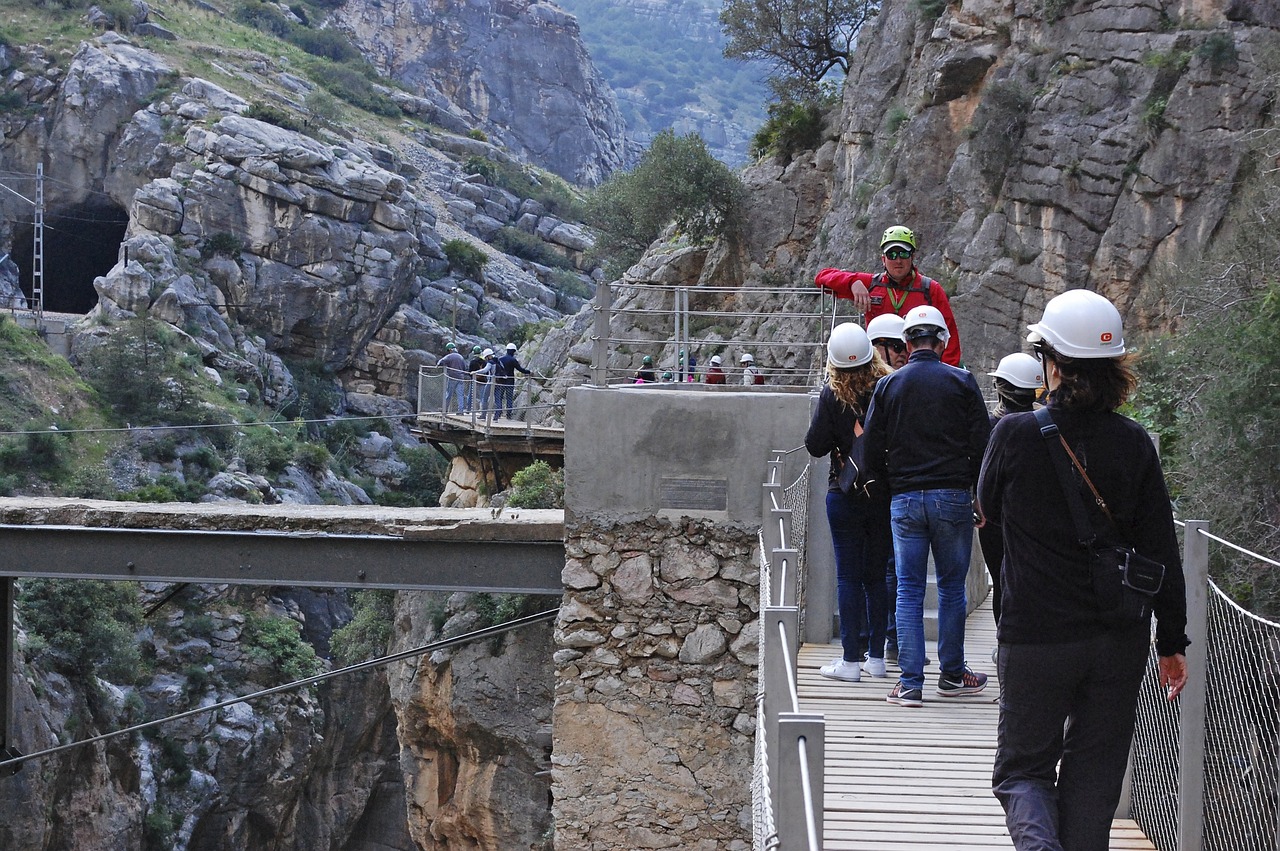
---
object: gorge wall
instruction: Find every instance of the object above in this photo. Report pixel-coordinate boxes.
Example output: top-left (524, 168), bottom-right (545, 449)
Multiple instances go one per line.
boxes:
top-left (542, 0), bottom-right (1280, 387)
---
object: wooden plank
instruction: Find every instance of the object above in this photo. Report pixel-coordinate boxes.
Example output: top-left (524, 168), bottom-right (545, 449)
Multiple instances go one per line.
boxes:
top-left (799, 596), bottom-right (1157, 851)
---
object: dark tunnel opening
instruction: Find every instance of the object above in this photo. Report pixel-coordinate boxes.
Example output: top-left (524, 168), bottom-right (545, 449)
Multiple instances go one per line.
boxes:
top-left (10, 200), bottom-right (129, 314)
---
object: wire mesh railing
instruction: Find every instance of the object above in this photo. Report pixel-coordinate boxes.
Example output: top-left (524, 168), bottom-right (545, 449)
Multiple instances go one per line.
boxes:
top-left (1120, 518), bottom-right (1280, 851)
top-left (416, 365), bottom-right (575, 432)
top-left (754, 449), bottom-right (822, 851)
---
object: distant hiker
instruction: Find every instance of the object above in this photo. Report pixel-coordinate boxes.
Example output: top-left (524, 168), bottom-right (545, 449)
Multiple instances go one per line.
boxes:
top-left (436, 342), bottom-right (467, 414)
top-left (704, 355), bottom-right (727, 385)
top-left (465, 345), bottom-right (486, 412)
top-left (495, 342), bottom-right (532, 419)
top-left (635, 355), bottom-right (657, 384)
top-left (815, 225), bottom-right (963, 366)
top-left (740, 353), bottom-right (762, 385)
top-left (471, 348), bottom-right (498, 415)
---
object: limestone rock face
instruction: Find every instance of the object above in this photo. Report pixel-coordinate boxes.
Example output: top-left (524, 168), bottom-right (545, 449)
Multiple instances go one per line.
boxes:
top-left (334, 0), bottom-right (627, 185)
top-left (387, 592), bottom-right (556, 849)
top-left (798, 0), bottom-right (1280, 373)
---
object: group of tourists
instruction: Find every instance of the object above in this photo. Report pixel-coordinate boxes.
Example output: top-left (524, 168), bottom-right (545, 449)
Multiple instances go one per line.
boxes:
top-left (807, 224), bottom-right (1189, 851)
top-left (435, 341), bottom-right (533, 420)
top-left (633, 351), bottom-right (763, 385)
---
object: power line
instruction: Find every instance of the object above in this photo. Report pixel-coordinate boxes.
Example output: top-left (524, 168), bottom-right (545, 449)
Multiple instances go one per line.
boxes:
top-left (0, 607), bottom-right (560, 774)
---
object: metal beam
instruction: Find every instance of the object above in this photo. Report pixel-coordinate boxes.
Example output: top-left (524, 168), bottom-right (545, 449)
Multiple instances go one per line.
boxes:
top-left (0, 525), bottom-right (565, 594)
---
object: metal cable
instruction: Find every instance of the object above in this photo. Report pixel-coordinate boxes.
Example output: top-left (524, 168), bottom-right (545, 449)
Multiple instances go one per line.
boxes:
top-left (0, 607), bottom-right (559, 773)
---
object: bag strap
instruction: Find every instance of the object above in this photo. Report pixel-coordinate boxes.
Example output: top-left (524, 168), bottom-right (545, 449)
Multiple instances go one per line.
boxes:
top-left (1033, 407), bottom-right (1106, 548)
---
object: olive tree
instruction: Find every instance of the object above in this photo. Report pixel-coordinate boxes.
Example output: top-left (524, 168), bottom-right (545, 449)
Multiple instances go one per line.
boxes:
top-left (587, 130), bottom-right (746, 278)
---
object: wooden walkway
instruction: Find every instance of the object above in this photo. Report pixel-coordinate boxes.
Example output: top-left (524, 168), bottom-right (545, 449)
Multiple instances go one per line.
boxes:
top-left (797, 599), bottom-right (1156, 850)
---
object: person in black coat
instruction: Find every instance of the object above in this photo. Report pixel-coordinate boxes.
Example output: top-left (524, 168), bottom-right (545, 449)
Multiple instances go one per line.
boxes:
top-left (805, 322), bottom-right (892, 682)
top-left (978, 290), bottom-right (1188, 851)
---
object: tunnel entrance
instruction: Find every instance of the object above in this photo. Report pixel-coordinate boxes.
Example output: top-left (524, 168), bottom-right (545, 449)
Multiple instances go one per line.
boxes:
top-left (10, 200), bottom-right (128, 314)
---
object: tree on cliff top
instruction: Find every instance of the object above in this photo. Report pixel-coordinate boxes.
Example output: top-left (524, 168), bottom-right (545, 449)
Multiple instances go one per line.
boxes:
top-left (720, 0), bottom-right (880, 98)
top-left (586, 130), bottom-right (746, 278)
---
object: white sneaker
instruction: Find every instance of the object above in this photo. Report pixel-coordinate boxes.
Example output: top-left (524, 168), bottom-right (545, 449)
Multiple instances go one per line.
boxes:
top-left (862, 656), bottom-right (888, 678)
top-left (819, 658), bottom-right (862, 682)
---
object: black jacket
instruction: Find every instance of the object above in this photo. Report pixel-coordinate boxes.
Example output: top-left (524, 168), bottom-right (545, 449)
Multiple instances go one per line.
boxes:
top-left (862, 349), bottom-right (990, 495)
top-left (805, 385), bottom-right (878, 496)
top-left (978, 405), bottom-right (1188, 656)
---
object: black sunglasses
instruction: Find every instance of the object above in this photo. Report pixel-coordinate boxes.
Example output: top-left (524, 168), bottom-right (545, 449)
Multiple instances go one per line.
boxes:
top-left (874, 339), bottom-right (906, 353)
top-left (884, 248), bottom-right (913, 261)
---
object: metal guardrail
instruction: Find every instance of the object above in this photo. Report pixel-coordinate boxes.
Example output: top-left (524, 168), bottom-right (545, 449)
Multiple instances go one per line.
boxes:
top-left (754, 443), bottom-right (1278, 851)
top-left (416, 365), bottom-right (571, 433)
top-left (755, 448), bottom-right (823, 851)
top-left (590, 279), bottom-right (853, 389)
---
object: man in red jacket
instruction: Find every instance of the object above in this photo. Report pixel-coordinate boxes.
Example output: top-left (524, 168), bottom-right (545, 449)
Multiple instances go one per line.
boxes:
top-left (815, 225), bottom-right (963, 366)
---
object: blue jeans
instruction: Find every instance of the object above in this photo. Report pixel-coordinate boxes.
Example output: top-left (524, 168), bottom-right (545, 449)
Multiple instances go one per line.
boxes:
top-left (826, 491), bottom-right (892, 663)
top-left (443, 377), bottom-right (464, 413)
top-left (474, 381), bottom-right (491, 415)
top-left (494, 382), bottom-right (514, 418)
top-left (890, 488), bottom-right (973, 691)
top-left (993, 630), bottom-right (1149, 851)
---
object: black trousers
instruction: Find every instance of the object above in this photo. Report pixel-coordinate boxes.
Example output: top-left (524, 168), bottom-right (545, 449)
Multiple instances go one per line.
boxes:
top-left (993, 627), bottom-right (1150, 851)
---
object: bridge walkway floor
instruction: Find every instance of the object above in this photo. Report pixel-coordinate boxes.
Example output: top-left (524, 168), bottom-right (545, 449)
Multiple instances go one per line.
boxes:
top-left (798, 598), bottom-right (1157, 850)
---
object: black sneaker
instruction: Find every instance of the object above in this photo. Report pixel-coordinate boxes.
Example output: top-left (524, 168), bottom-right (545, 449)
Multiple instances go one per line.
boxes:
top-left (886, 682), bottom-right (924, 707)
top-left (936, 666), bottom-right (988, 697)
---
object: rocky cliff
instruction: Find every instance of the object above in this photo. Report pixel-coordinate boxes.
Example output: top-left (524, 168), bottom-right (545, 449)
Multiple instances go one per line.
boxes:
top-left (334, 0), bottom-right (627, 186)
top-left (539, 0), bottom-right (1280, 384)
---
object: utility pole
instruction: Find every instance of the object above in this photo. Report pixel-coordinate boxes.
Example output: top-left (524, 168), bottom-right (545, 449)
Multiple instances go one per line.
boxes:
top-left (451, 286), bottom-right (460, 345)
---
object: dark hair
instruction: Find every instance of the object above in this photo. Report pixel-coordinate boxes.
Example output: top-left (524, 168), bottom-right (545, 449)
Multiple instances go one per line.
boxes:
top-left (1039, 347), bottom-right (1137, 412)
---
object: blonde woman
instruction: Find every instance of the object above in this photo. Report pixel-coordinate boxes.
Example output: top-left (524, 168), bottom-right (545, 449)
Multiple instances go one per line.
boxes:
top-left (804, 323), bottom-right (893, 681)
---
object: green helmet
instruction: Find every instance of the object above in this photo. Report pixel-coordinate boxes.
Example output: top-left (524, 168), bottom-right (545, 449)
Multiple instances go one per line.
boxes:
top-left (642, 355), bottom-right (653, 365)
top-left (445, 342), bottom-right (457, 350)
top-left (472, 345), bottom-right (483, 354)
top-left (880, 225), bottom-right (917, 251)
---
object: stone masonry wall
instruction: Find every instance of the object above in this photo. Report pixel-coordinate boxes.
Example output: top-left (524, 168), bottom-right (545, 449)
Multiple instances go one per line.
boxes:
top-left (551, 515), bottom-right (759, 850)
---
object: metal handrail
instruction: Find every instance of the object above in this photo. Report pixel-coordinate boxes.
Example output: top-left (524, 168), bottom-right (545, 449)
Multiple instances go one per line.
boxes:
top-left (756, 449), bottom-right (825, 850)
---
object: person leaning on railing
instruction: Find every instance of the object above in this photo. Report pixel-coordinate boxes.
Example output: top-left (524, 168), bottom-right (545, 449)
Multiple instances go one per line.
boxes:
top-left (977, 290), bottom-right (1189, 851)
top-left (815, 225), bottom-right (963, 366)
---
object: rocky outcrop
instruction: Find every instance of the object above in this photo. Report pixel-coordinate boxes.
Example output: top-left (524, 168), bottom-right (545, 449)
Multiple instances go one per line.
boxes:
top-left (335, 0), bottom-right (627, 186)
top-left (388, 592), bottom-right (556, 849)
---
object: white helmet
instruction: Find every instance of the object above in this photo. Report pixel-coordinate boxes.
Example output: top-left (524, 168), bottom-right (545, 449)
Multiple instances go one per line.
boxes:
top-left (710, 355), bottom-right (722, 365)
top-left (481, 347), bottom-right (494, 358)
top-left (1026, 289), bottom-right (1125, 359)
top-left (989, 353), bottom-right (1043, 389)
top-left (506, 342), bottom-right (518, 351)
top-left (901, 305), bottom-right (950, 344)
top-left (740, 353), bottom-right (754, 363)
top-left (827, 322), bottom-right (874, 369)
top-left (865, 313), bottom-right (905, 343)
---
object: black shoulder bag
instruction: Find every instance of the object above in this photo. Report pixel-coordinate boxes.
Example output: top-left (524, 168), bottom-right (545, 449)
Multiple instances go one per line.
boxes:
top-left (1034, 408), bottom-right (1165, 624)
top-left (836, 420), bottom-right (881, 499)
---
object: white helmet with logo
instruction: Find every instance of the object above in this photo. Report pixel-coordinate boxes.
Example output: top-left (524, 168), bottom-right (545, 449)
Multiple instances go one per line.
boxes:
top-left (865, 313), bottom-right (905, 343)
top-left (1026, 289), bottom-right (1125, 358)
top-left (901, 305), bottom-right (950, 344)
top-left (827, 322), bottom-right (874, 369)
top-left (988, 353), bottom-right (1043, 389)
